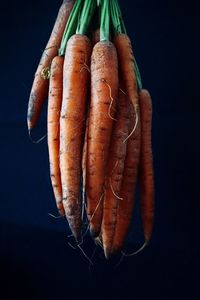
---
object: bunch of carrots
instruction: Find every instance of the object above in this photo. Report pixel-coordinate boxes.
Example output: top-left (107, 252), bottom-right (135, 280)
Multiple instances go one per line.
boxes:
top-left (27, 0), bottom-right (154, 259)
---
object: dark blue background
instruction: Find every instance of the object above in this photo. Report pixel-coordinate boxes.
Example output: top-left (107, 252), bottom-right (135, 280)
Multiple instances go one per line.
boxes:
top-left (0, 0), bottom-right (199, 299)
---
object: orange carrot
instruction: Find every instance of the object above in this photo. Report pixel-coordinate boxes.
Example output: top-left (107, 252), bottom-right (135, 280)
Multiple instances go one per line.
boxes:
top-left (101, 87), bottom-right (130, 259)
top-left (111, 102), bottom-right (141, 255)
top-left (114, 33), bottom-right (139, 121)
top-left (60, 34), bottom-right (91, 242)
top-left (47, 56), bottom-right (65, 216)
top-left (139, 89), bottom-right (154, 243)
top-left (86, 41), bottom-right (118, 237)
top-left (27, 0), bottom-right (75, 131)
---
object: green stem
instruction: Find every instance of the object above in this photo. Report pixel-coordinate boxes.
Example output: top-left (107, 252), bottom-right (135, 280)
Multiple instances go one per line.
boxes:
top-left (110, 0), bottom-right (143, 89)
top-left (110, 0), bottom-right (126, 35)
top-left (76, 0), bottom-right (96, 35)
top-left (59, 0), bottom-right (83, 56)
top-left (133, 58), bottom-right (142, 90)
top-left (100, 0), bottom-right (110, 41)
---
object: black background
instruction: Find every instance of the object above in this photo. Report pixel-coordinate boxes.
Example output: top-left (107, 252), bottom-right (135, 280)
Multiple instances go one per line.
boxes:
top-left (0, 0), bottom-right (199, 299)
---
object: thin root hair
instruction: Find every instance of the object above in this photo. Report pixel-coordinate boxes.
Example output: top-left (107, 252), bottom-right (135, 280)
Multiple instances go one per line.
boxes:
top-left (109, 161), bottom-right (123, 200)
top-left (119, 88), bottom-right (126, 95)
top-left (123, 104), bottom-right (138, 143)
top-left (77, 244), bottom-right (94, 266)
top-left (28, 130), bottom-right (47, 144)
top-left (48, 212), bottom-right (63, 219)
top-left (114, 252), bottom-right (125, 269)
top-left (80, 62), bottom-right (90, 73)
top-left (89, 191), bottom-right (105, 223)
top-left (82, 192), bottom-right (105, 238)
top-left (110, 177), bottom-right (123, 200)
top-left (88, 245), bottom-right (98, 271)
top-left (122, 241), bottom-right (148, 257)
top-left (101, 78), bottom-right (117, 121)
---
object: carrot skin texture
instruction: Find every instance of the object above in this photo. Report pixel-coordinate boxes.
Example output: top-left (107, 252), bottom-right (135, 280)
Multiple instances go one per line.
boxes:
top-left (60, 34), bottom-right (91, 242)
top-left (114, 34), bottom-right (139, 108)
top-left (47, 56), bottom-right (65, 216)
top-left (111, 103), bottom-right (141, 255)
top-left (27, 0), bottom-right (75, 131)
top-left (86, 41), bottom-right (119, 237)
top-left (139, 89), bottom-right (154, 243)
top-left (101, 87), bottom-right (130, 259)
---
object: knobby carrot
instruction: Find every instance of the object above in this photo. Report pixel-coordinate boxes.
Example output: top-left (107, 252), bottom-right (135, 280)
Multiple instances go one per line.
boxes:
top-left (27, 0), bottom-right (75, 131)
top-left (47, 56), bottom-right (65, 216)
top-left (86, 40), bottom-right (119, 237)
top-left (139, 89), bottom-right (154, 243)
top-left (101, 86), bottom-right (130, 259)
top-left (60, 34), bottom-right (92, 242)
top-left (111, 102), bottom-right (141, 254)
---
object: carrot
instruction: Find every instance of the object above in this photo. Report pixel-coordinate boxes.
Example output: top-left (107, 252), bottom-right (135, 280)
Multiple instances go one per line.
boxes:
top-left (139, 89), bottom-right (154, 243)
top-left (86, 40), bottom-right (119, 237)
top-left (60, 34), bottom-right (91, 242)
top-left (47, 56), bottom-right (65, 216)
top-left (27, 0), bottom-right (75, 131)
top-left (111, 102), bottom-right (141, 255)
top-left (101, 87), bottom-right (130, 259)
top-left (114, 33), bottom-right (139, 121)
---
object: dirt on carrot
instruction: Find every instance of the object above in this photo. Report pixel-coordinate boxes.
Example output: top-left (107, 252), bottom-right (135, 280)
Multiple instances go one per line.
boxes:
top-left (60, 34), bottom-right (92, 242)
top-left (27, 0), bottom-right (75, 131)
top-left (86, 40), bottom-right (119, 238)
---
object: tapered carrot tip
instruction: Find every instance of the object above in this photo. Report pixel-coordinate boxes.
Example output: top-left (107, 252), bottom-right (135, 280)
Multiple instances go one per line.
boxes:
top-left (89, 226), bottom-right (100, 238)
top-left (103, 247), bottom-right (112, 260)
top-left (57, 205), bottom-right (65, 217)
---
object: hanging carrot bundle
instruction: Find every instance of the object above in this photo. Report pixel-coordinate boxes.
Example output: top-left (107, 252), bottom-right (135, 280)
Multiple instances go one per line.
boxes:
top-left (28, 0), bottom-right (154, 260)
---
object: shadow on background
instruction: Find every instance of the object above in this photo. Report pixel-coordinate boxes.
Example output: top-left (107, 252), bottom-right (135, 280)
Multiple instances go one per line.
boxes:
top-left (0, 221), bottom-right (198, 299)
top-left (0, 0), bottom-right (200, 299)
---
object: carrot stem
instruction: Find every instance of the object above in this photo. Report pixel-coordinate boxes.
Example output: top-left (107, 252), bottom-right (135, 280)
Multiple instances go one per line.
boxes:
top-left (110, 0), bottom-right (126, 35)
top-left (59, 0), bottom-right (83, 56)
top-left (76, 0), bottom-right (96, 35)
top-left (110, 0), bottom-right (143, 89)
top-left (100, 0), bottom-right (110, 41)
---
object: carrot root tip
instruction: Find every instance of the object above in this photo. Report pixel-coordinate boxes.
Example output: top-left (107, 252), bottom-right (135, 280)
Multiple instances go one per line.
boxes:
top-left (90, 227), bottom-right (100, 238)
top-left (121, 241), bottom-right (148, 257)
top-left (28, 129), bottom-right (47, 144)
top-left (48, 212), bottom-right (64, 219)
